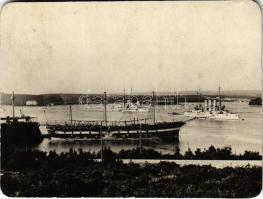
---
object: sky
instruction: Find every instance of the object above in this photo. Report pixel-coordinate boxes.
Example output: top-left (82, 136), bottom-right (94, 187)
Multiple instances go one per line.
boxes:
top-left (0, 1), bottom-right (261, 94)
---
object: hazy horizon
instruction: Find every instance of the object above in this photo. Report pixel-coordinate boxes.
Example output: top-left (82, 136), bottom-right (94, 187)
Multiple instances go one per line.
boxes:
top-left (0, 89), bottom-right (261, 96)
top-left (0, 1), bottom-right (261, 94)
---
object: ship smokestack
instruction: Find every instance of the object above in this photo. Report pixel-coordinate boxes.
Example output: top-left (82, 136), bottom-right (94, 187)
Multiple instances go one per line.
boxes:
top-left (208, 99), bottom-right (211, 111)
top-left (213, 99), bottom-right (216, 111)
top-left (204, 99), bottom-right (207, 111)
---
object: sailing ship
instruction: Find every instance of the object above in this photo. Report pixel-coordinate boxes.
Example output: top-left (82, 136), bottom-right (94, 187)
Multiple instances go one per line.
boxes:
top-left (46, 91), bottom-right (186, 140)
top-left (184, 87), bottom-right (239, 120)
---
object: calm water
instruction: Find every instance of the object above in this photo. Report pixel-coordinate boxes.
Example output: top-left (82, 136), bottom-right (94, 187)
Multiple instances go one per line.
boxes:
top-left (0, 101), bottom-right (262, 155)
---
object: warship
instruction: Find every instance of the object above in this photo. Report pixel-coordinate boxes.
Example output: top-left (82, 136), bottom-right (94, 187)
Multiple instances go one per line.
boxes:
top-left (184, 87), bottom-right (239, 120)
top-left (111, 89), bottom-right (149, 113)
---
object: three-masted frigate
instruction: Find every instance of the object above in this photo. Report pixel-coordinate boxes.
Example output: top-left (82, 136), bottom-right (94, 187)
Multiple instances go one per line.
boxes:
top-left (46, 92), bottom-right (186, 140)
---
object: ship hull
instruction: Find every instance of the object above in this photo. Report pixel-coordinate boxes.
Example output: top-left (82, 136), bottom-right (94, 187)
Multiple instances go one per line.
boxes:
top-left (46, 121), bottom-right (185, 140)
top-left (184, 111), bottom-right (239, 120)
top-left (1, 122), bottom-right (43, 146)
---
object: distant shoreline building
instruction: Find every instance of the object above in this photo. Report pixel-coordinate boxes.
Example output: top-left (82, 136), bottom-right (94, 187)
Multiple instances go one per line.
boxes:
top-left (26, 100), bottom-right (38, 106)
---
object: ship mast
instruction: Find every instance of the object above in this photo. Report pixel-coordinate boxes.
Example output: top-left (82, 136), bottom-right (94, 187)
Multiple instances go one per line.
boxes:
top-left (123, 89), bottom-right (126, 109)
top-left (11, 91), bottom-right (15, 118)
top-left (176, 90), bottom-right (179, 109)
top-left (104, 92), bottom-right (107, 127)
top-left (69, 105), bottom-right (73, 125)
top-left (152, 91), bottom-right (156, 124)
top-left (218, 85), bottom-right (222, 110)
top-left (69, 104), bottom-right (73, 134)
top-left (198, 88), bottom-right (201, 108)
top-left (130, 88), bottom-right (133, 106)
top-left (100, 121), bottom-right (103, 160)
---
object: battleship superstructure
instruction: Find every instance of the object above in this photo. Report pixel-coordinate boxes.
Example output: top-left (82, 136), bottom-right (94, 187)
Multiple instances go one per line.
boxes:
top-left (184, 87), bottom-right (239, 120)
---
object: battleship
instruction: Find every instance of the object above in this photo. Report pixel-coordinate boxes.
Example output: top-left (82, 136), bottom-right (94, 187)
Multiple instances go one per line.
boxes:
top-left (184, 87), bottom-right (239, 120)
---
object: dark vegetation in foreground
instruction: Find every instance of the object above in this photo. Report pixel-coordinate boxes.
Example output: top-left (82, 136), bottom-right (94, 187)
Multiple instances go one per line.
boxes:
top-left (1, 146), bottom-right (262, 197)
top-left (2, 145), bottom-right (262, 162)
top-left (117, 145), bottom-right (262, 160)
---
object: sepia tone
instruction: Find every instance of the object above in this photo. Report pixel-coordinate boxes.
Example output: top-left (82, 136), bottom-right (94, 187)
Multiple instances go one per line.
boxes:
top-left (0, 1), bottom-right (262, 198)
top-left (0, 1), bottom-right (261, 94)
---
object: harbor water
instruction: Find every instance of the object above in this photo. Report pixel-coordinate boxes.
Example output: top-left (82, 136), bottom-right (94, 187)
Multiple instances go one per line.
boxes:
top-left (0, 101), bottom-right (262, 156)
top-left (0, 102), bottom-right (262, 157)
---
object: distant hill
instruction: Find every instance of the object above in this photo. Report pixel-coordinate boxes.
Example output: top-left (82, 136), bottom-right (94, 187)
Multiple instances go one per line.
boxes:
top-left (0, 90), bottom-right (261, 106)
top-left (154, 90), bottom-right (261, 98)
top-left (0, 93), bottom-right (81, 106)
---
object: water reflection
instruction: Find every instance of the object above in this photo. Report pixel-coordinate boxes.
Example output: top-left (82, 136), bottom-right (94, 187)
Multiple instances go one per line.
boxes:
top-left (36, 138), bottom-right (180, 155)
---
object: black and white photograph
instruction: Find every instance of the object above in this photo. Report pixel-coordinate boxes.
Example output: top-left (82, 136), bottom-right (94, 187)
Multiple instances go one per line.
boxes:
top-left (0, 0), bottom-right (262, 197)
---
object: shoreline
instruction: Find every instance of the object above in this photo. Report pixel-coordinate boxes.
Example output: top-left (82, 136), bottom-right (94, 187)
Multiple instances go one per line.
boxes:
top-left (1, 148), bottom-right (262, 197)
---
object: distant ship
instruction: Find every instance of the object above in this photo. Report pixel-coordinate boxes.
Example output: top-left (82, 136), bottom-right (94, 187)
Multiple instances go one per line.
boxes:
top-left (1, 92), bottom-right (43, 146)
top-left (184, 87), bottom-right (239, 120)
top-left (46, 91), bottom-right (186, 140)
top-left (120, 100), bottom-right (149, 113)
top-left (112, 89), bottom-right (149, 113)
